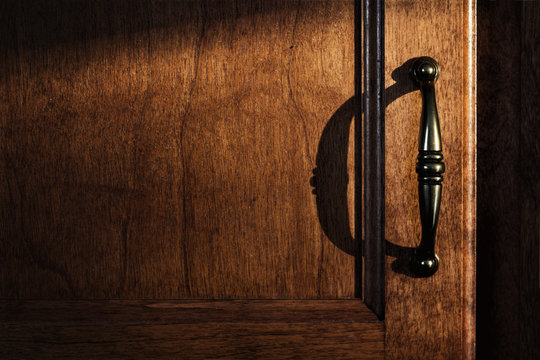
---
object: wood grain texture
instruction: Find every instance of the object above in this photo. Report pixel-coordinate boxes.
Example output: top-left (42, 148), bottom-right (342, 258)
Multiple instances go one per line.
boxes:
top-left (0, 0), bottom-right (357, 299)
top-left (477, 1), bottom-right (540, 359)
top-left (383, 0), bottom-right (475, 358)
top-left (477, 1), bottom-right (521, 358)
top-left (363, 0), bottom-right (386, 320)
top-left (0, 300), bottom-right (384, 360)
top-left (519, 2), bottom-right (540, 359)
top-left (0, 299), bottom-right (381, 324)
top-left (461, 0), bottom-right (476, 357)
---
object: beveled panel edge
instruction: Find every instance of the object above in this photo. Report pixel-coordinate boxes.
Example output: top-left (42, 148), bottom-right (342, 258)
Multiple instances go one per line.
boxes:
top-left (362, 0), bottom-right (386, 321)
top-left (462, 0), bottom-right (477, 358)
top-left (0, 299), bottom-right (381, 324)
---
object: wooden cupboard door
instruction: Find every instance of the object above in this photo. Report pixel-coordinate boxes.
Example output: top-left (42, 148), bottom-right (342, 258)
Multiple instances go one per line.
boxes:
top-left (0, 0), bottom-right (476, 359)
top-left (0, 1), bottom-right (383, 359)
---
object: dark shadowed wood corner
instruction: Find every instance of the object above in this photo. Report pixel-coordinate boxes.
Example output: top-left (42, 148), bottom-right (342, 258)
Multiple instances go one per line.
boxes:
top-left (477, 1), bottom-right (540, 359)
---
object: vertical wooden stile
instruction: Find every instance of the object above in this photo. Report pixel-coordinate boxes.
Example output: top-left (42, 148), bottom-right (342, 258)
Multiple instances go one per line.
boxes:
top-left (363, 0), bottom-right (385, 319)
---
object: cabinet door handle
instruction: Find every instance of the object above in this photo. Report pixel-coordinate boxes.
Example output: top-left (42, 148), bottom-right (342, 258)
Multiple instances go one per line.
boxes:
top-left (410, 57), bottom-right (445, 277)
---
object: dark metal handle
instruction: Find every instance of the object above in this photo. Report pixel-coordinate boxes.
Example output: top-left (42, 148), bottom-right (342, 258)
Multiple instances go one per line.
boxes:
top-left (410, 57), bottom-right (445, 277)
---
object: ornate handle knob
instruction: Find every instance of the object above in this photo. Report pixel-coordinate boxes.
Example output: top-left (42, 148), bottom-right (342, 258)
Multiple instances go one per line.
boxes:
top-left (410, 57), bottom-right (445, 277)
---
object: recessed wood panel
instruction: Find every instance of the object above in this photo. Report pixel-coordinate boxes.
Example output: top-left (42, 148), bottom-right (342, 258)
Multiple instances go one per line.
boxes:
top-left (0, 0), bottom-right (356, 299)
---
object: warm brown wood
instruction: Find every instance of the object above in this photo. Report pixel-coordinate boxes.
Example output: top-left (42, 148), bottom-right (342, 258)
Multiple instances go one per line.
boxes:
top-left (0, 300), bottom-right (380, 324)
top-left (461, 0), bottom-right (476, 356)
top-left (0, 300), bottom-right (384, 359)
top-left (0, 0), bottom-right (356, 299)
top-left (383, 0), bottom-right (476, 358)
top-left (2, 323), bottom-right (383, 360)
top-left (477, 1), bottom-right (540, 359)
top-left (0, 0), bottom-right (478, 358)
